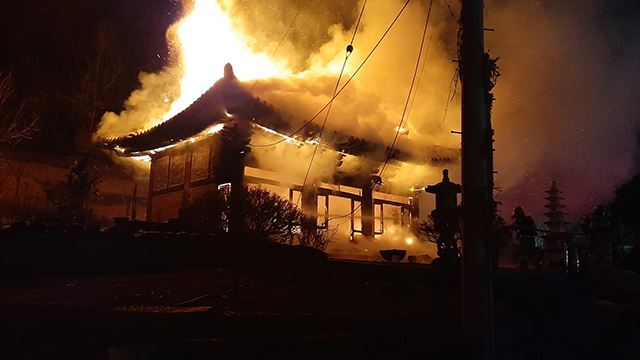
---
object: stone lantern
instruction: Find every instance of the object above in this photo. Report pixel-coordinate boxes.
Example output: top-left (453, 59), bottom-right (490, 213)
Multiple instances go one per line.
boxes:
top-left (425, 169), bottom-right (461, 259)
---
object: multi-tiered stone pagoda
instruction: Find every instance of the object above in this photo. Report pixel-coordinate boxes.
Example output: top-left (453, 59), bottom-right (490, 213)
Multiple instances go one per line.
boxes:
top-left (543, 181), bottom-right (570, 268)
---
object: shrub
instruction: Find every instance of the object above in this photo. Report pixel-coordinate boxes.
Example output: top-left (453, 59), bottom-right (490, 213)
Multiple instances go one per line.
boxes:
top-left (296, 218), bottom-right (336, 252)
top-left (180, 186), bottom-right (333, 251)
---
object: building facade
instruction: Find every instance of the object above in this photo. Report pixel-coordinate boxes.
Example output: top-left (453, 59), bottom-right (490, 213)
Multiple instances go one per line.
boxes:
top-left (104, 64), bottom-right (459, 259)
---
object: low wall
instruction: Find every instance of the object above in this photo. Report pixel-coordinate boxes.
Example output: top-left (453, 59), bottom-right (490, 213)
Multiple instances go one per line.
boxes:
top-left (0, 224), bottom-right (328, 278)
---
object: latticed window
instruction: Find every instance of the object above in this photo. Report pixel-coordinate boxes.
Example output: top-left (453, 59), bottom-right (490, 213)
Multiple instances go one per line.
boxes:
top-left (153, 156), bottom-right (169, 190)
top-left (169, 153), bottom-right (185, 186)
top-left (191, 145), bottom-right (210, 182)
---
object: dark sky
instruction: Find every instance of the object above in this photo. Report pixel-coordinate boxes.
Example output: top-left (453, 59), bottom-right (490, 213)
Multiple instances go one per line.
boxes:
top-left (0, 0), bottom-right (179, 93)
top-left (2, 0), bottom-right (640, 221)
top-left (0, 0), bottom-right (181, 152)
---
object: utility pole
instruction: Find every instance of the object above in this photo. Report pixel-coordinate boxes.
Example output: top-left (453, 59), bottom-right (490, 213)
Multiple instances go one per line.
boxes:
top-left (460, 0), bottom-right (495, 359)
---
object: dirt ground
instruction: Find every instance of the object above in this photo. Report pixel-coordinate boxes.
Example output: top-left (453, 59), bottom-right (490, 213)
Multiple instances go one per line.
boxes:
top-left (0, 262), bottom-right (463, 359)
top-left (1, 260), bottom-right (640, 359)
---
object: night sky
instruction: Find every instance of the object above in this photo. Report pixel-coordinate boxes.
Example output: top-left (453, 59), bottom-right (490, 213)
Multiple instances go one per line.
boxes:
top-left (1, 0), bottom-right (639, 223)
top-left (486, 0), bottom-right (640, 221)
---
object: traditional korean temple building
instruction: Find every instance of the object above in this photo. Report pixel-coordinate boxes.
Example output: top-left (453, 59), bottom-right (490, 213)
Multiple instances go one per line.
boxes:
top-left (103, 64), bottom-right (459, 258)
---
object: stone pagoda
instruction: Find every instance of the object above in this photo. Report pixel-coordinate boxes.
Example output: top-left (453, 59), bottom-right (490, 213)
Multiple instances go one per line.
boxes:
top-left (543, 181), bottom-right (569, 268)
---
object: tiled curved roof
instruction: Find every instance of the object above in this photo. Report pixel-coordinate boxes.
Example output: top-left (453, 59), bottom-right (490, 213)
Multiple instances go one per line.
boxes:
top-left (102, 64), bottom-right (459, 165)
top-left (102, 64), bottom-right (286, 154)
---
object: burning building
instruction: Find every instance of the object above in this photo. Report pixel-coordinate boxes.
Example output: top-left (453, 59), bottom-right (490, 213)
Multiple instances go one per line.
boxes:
top-left (103, 63), bottom-right (458, 259)
top-left (99, 0), bottom-right (463, 260)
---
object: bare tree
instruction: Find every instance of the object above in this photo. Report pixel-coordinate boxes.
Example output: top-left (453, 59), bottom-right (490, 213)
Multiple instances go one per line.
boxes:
top-left (0, 71), bottom-right (39, 157)
top-left (296, 220), bottom-right (336, 252)
top-left (56, 154), bottom-right (101, 225)
top-left (66, 22), bottom-right (125, 150)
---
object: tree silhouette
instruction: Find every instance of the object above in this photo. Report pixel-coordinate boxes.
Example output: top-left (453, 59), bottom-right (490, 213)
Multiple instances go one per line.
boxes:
top-left (56, 153), bottom-right (100, 225)
top-left (0, 71), bottom-right (38, 158)
top-left (180, 186), bottom-right (333, 251)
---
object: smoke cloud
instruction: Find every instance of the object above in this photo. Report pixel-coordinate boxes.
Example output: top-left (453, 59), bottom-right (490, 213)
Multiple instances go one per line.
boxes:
top-left (97, 70), bottom-right (180, 139)
top-left (486, 0), bottom-right (640, 220)
top-left (98, 0), bottom-right (463, 193)
top-left (241, 0), bottom-right (463, 189)
top-left (98, 0), bottom-right (640, 222)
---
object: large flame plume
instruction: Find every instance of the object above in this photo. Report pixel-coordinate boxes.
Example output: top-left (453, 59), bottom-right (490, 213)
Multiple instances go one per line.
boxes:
top-left (165, 0), bottom-right (288, 120)
top-left (98, 0), bottom-right (289, 138)
top-left (97, 0), bottom-right (463, 192)
top-left (98, 0), bottom-right (640, 221)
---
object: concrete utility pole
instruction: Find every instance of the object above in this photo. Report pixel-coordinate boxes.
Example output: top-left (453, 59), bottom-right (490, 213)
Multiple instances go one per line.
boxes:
top-left (460, 0), bottom-right (495, 359)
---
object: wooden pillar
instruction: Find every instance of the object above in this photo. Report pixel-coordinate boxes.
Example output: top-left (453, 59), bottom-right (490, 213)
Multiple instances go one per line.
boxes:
top-left (227, 170), bottom-right (245, 239)
top-left (301, 182), bottom-right (318, 232)
top-left (361, 183), bottom-right (374, 238)
top-left (460, 0), bottom-right (494, 358)
top-left (146, 156), bottom-right (155, 222)
top-left (131, 182), bottom-right (137, 221)
top-left (182, 149), bottom-right (193, 208)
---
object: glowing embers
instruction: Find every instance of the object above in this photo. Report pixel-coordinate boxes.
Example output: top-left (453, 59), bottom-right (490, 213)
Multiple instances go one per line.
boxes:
top-left (252, 124), bottom-right (322, 147)
top-left (128, 123), bottom-right (225, 160)
top-left (130, 155), bottom-right (152, 163)
top-left (252, 124), bottom-right (304, 146)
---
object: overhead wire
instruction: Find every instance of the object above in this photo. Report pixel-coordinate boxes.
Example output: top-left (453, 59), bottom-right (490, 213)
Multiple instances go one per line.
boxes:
top-left (327, 203), bottom-right (362, 222)
top-left (350, 0), bottom-right (368, 45)
top-left (442, 0), bottom-right (463, 124)
top-left (299, 0), bottom-right (368, 201)
top-left (248, 1), bottom-right (306, 94)
top-left (328, 0), bottom-right (435, 223)
top-left (442, 0), bottom-right (459, 23)
top-left (441, 67), bottom-right (459, 123)
top-left (377, 0), bottom-right (434, 180)
top-left (406, 0), bottom-right (441, 125)
top-left (248, 0), bottom-right (423, 224)
top-left (248, 0), bottom-right (411, 148)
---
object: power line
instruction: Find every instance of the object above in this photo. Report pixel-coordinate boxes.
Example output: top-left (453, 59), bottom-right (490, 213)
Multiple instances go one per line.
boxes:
top-left (442, 67), bottom-right (459, 123)
top-left (407, 0), bottom-right (441, 121)
top-left (350, 0), bottom-right (368, 45)
top-left (331, 0), bottom-right (432, 226)
top-left (249, 1), bottom-right (306, 94)
top-left (327, 203), bottom-right (362, 222)
top-left (442, 0), bottom-right (459, 23)
top-left (295, 0), bottom-right (417, 221)
top-left (378, 0), bottom-right (434, 180)
top-left (248, 0), bottom-right (412, 148)
top-left (299, 0), bottom-right (368, 205)
top-left (442, 0), bottom-right (463, 124)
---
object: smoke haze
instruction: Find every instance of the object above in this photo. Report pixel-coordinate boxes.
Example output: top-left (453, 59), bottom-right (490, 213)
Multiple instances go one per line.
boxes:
top-left (233, 0), bottom-right (463, 191)
top-left (97, 0), bottom-right (640, 221)
top-left (486, 0), bottom-right (640, 220)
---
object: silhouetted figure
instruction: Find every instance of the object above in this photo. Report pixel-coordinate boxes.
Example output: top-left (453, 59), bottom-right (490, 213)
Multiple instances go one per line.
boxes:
top-left (511, 207), bottom-right (538, 269)
top-left (581, 205), bottom-right (612, 262)
top-left (426, 170), bottom-right (461, 212)
top-left (426, 169), bottom-right (461, 260)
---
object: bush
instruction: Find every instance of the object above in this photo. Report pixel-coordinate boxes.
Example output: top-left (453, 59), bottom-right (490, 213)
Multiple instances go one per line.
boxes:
top-left (296, 219), bottom-right (336, 252)
top-left (241, 187), bottom-right (301, 244)
top-left (180, 186), bottom-right (333, 251)
top-left (178, 190), bottom-right (226, 235)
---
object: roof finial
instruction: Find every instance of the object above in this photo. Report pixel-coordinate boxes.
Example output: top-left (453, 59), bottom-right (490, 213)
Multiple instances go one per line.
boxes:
top-left (224, 63), bottom-right (236, 80)
top-left (442, 169), bottom-right (450, 182)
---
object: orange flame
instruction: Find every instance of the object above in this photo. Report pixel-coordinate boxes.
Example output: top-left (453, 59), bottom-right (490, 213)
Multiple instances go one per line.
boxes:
top-left (164, 0), bottom-right (288, 120)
